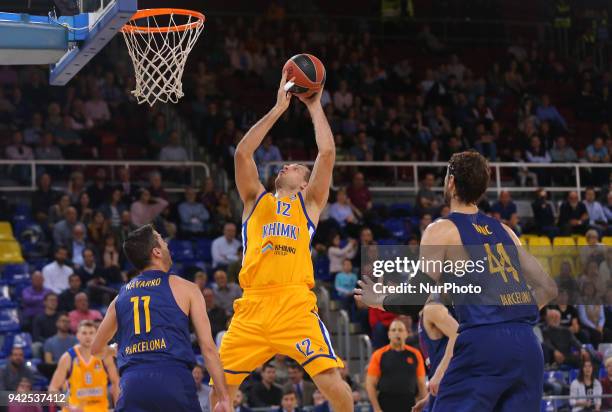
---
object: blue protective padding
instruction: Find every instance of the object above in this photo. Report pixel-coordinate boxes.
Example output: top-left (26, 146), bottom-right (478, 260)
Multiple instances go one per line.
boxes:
top-left (0, 16), bottom-right (67, 64)
top-left (50, 0), bottom-right (137, 85)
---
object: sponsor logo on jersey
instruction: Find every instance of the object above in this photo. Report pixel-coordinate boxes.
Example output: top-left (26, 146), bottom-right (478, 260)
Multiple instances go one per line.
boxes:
top-left (262, 240), bottom-right (274, 254)
top-left (262, 222), bottom-right (299, 240)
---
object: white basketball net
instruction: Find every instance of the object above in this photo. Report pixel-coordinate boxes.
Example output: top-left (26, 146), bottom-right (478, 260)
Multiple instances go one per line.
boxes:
top-left (122, 11), bottom-right (204, 106)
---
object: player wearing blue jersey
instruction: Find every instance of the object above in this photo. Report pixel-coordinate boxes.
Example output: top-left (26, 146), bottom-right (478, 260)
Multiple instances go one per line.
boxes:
top-left (356, 151), bottom-right (557, 412)
top-left (413, 300), bottom-right (458, 412)
top-left (92, 224), bottom-right (231, 412)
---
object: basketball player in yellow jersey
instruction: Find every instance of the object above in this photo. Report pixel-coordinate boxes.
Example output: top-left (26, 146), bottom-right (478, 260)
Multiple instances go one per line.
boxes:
top-left (49, 320), bottom-right (119, 412)
top-left (211, 72), bottom-right (353, 411)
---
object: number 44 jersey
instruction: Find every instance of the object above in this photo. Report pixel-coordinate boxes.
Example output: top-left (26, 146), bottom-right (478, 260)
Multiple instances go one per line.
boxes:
top-left (115, 270), bottom-right (196, 372)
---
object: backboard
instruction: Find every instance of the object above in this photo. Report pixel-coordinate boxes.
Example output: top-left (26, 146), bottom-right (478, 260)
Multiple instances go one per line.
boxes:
top-left (0, 0), bottom-right (137, 85)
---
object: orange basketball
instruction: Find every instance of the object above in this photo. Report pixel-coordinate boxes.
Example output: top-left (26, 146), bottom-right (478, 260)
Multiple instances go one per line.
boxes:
top-left (282, 54), bottom-right (326, 97)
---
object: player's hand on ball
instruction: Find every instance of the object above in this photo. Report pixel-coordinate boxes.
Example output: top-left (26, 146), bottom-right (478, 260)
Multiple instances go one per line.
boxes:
top-left (214, 398), bottom-right (232, 412)
top-left (354, 276), bottom-right (385, 310)
top-left (275, 71), bottom-right (294, 112)
top-left (297, 87), bottom-right (323, 109)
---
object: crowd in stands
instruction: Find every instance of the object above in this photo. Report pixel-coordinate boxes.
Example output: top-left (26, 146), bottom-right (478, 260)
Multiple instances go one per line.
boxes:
top-left (0, 0), bottom-right (611, 410)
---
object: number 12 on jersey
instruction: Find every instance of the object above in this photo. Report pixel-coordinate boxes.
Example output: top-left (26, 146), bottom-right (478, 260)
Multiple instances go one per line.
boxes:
top-left (130, 296), bottom-right (151, 334)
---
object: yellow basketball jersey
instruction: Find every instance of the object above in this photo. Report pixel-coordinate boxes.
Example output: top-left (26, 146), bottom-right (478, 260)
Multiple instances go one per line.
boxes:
top-left (64, 346), bottom-right (108, 412)
top-left (239, 191), bottom-right (315, 289)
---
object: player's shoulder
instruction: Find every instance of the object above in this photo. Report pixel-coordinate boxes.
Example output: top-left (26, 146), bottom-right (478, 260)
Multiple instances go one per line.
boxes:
top-left (169, 274), bottom-right (200, 295)
top-left (421, 218), bottom-right (460, 244)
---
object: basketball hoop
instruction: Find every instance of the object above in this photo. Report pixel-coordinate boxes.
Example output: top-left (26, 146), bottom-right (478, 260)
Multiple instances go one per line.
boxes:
top-left (121, 8), bottom-right (205, 106)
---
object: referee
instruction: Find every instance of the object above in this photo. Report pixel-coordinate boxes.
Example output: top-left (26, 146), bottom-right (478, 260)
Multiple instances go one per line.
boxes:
top-left (366, 319), bottom-right (427, 412)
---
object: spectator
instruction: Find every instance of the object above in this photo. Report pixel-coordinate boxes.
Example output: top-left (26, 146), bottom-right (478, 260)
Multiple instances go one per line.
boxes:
top-left (532, 188), bottom-right (559, 238)
top-left (369, 307), bottom-right (398, 349)
top-left (48, 194), bottom-right (71, 226)
top-left (542, 308), bottom-right (583, 368)
top-left (69, 223), bottom-right (90, 268)
top-left (42, 247), bottom-right (73, 294)
top-left (199, 177), bottom-right (219, 212)
top-left (601, 357), bottom-right (612, 411)
top-left (32, 293), bottom-right (59, 344)
top-left (20, 271), bottom-right (51, 331)
top-left (23, 112), bottom-right (44, 146)
top-left (415, 173), bottom-right (443, 216)
top-left (212, 270), bottom-right (242, 316)
top-left (87, 211), bottom-right (110, 251)
top-left (213, 193), bottom-right (239, 231)
top-left (249, 363), bottom-right (283, 408)
top-left (550, 136), bottom-right (578, 162)
top-left (328, 235), bottom-right (357, 275)
top-left (211, 223), bottom-right (240, 269)
top-left (116, 167), bottom-right (140, 205)
top-left (328, 189), bottom-right (361, 230)
top-left (491, 191), bottom-right (517, 225)
top-left (34, 132), bottom-right (63, 160)
top-left (333, 80), bottom-right (353, 113)
top-left (43, 314), bottom-right (77, 364)
top-left (569, 359), bottom-right (602, 412)
top-left (130, 189), bottom-right (169, 227)
top-left (234, 389), bottom-right (253, 412)
top-left (179, 187), bottom-right (210, 236)
top-left (159, 130), bottom-right (188, 162)
top-left (68, 292), bottom-right (102, 333)
top-left (255, 136), bottom-right (282, 178)
top-left (536, 94), bottom-right (567, 131)
top-left (584, 188), bottom-right (608, 230)
top-left (8, 377), bottom-right (42, 412)
top-left (282, 364), bottom-right (315, 407)
top-left (67, 171), bottom-right (85, 205)
top-left (58, 274), bottom-right (83, 312)
top-left (86, 168), bottom-right (112, 210)
top-left (334, 259), bottom-right (357, 305)
top-left (586, 138), bottom-right (610, 186)
top-left (346, 172), bottom-right (372, 214)
top-left (5, 130), bottom-right (33, 183)
top-left (193, 364), bottom-right (211, 412)
top-left (202, 288), bottom-right (227, 340)
top-left (366, 319), bottom-right (427, 412)
top-left (76, 191), bottom-right (93, 225)
top-left (113, 210), bottom-right (137, 250)
top-left (84, 88), bottom-right (110, 125)
top-left (580, 231), bottom-right (606, 268)
top-left (53, 206), bottom-right (79, 247)
top-left (227, 247), bottom-right (243, 284)
top-left (31, 173), bottom-right (58, 223)
top-left (559, 191), bottom-right (589, 235)
top-left (99, 188), bottom-right (127, 230)
top-left (276, 389), bottom-right (301, 412)
top-left (0, 347), bottom-right (34, 391)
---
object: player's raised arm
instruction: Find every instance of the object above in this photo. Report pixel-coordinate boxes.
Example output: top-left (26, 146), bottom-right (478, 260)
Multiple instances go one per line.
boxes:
top-left (188, 283), bottom-right (231, 411)
top-left (91, 298), bottom-right (118, 357)
top-left (300, 89), bottom-right (335, 214)
top-left (235, 72), bottom-right (293, 209)
top-left (502, 224), bottom-right (558, 308)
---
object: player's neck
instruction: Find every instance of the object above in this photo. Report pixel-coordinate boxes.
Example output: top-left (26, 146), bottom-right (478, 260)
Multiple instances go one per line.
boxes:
top-left (78, 345), bottom-right (92, 359)
top-left (449, 199), bottom-right (478, 214)
top-left (142, 263), bottom-right (170, 273)
top-left (275, 188), bottom-right (298, 199)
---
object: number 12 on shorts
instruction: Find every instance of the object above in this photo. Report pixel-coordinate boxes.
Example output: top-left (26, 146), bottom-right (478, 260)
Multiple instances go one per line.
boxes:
top-left (296, 338), bottom-right (314, 357)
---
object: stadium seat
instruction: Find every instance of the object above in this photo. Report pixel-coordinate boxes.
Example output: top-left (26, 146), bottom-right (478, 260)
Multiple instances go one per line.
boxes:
top-left (568, 368), bottom-right (579, 383)
top-left (0, 222), bottom-right (15, 241)
top-left (168, 240), bottom-right (194, 262)
top-left (314, 255), bottom-right (332, 282)
top-left (389, 203), bottom-right (413, 217)
top-left (575, 236), bottom-right (588, 246)
top-left (0, 332), bottom-right (33, 359)
top-left (520, 234), bottom-right (539, 245)
top-left (529, 237), bottom-right (553, 257)
top-left (544, 370), bottom-right (565, 384)
top-left (194, 238), bottom-right (213, 262)
top-left (0, 241), bottom-right (24, 264)
top-left (383, 218), bottom-right (410, 241)
top-left (552, 236), bottom-right (578, 255)
top-left (2, 263), bottom-right (29, 285)
top-left (602, 237), bottom-right (612, 246)
top-left (0, 306), bottom-right (20, 333)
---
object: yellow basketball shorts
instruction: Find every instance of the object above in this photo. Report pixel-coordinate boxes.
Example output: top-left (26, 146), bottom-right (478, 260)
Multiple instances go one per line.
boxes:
top-left (218, 284), bottom-right (344, 385)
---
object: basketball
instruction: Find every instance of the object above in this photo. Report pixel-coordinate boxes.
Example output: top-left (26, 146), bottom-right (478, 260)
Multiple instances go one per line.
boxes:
top-left (283, 54), bottom-right (326, 97)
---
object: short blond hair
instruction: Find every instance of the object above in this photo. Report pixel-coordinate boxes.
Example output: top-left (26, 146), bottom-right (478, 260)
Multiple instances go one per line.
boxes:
top-left (605, 357), bottom-right (612, 369)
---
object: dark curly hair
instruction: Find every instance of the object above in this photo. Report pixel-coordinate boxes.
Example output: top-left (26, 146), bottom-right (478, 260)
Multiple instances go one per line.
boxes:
top-left (448, 151), bottom-right (490, 205)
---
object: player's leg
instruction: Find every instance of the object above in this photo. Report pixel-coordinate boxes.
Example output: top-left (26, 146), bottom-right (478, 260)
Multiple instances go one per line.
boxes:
top-left (311, 367), bottom-right (353, 412)
top-left (269, 293), bottom-right (352, 412)
top-left (494, 325), bottom-right (544, 412)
